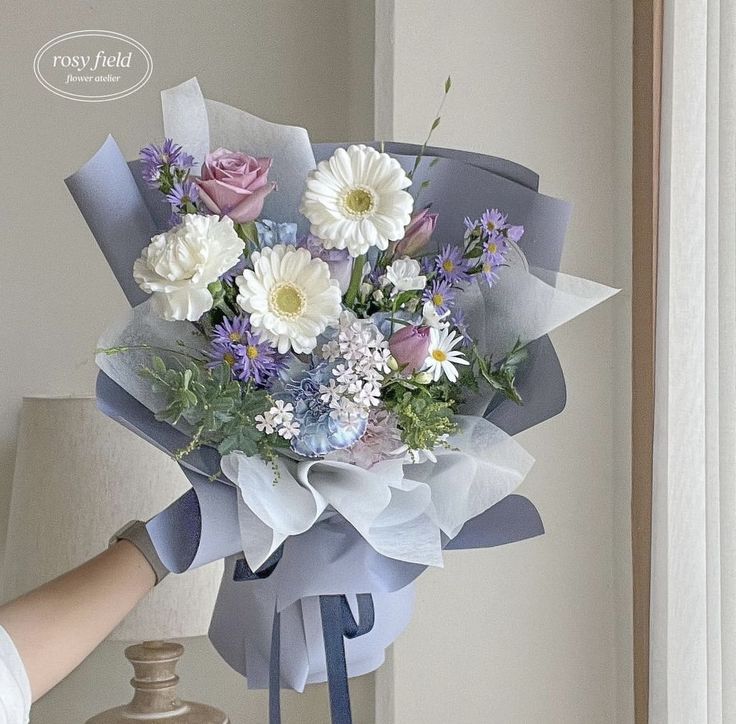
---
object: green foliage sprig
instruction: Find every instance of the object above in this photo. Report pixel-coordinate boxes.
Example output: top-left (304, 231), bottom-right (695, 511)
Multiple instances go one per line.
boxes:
top-left (382, 375), bottom-right (457, 452)
top-left (139, 356), bottom-right (284, 461)
top-left (464, 340), bottom-right (527, 405)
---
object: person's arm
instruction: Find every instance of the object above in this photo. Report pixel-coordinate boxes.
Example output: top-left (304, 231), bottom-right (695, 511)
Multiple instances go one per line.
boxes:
top-left (0, 540), bottom-right (154, 701)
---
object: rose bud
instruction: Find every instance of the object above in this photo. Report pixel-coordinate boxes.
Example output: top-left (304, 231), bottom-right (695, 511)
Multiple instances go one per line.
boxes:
top-left (300, 235), bottom-right (353, 293)
top-left (389, 325), bottom-right (431, 374)
top-left (196, 148), bottom-right (275, 223)
top-left (392, 207), bottom-right (438, 258)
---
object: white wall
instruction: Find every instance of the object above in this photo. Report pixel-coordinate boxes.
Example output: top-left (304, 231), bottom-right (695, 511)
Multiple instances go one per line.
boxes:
top-left (0, 2), bottom-right (375, 721)
top-left (377, 1), bottom-right (633, 722)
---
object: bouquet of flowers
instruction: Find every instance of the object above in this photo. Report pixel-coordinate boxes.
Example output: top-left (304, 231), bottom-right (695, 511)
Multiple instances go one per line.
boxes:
top-left (66, 78), bottom-right (616, 724)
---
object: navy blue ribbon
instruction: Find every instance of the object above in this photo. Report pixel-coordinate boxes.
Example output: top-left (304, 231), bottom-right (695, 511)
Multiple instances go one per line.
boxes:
top-left (267, 594), bottom-right (375, 724)
top-left (319, 594), bottom-right (375, 724)
top-left (232, 546), bottom-right (283, 581)
top-left (269, 606), bottom-right (282, 724)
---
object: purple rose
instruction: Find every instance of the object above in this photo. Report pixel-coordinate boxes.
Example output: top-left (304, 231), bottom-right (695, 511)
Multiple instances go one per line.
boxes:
top-left (195, 148), bottom-right (275, 223)
top-left (389, 325), bottom-right (431, 374)
top-left (392, 208), bottom-right (438, 258)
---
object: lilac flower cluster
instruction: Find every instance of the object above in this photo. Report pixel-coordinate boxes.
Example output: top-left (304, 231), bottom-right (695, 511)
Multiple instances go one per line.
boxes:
top-left (372, 210), bottom-right (523, 350)
top-left (139, 139), bottom-right (198, 224)
top-left (463, 208), bottom-right (524, 286)
top-left (207, 315), bottom-right (287, 387)
top-left (140, 139), bottom-right (194, 186)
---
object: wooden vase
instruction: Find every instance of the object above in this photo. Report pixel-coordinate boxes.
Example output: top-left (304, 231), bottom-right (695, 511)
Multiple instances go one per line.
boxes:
top-left (85, 640), bottom-right (229, 723)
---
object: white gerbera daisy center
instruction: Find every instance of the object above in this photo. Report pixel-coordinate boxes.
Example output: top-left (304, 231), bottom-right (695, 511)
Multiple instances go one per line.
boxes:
top-left (431, 349), bottom-right (448, 362)
top-left (269, 281), bottom-right (307, 319)
top-left (341, 186), bottom-right (376, 218)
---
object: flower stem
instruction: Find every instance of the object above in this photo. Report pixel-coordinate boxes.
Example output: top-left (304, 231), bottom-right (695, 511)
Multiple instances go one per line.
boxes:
top-left (344, 254), bottom-right (366, 306)
top-left (407, 75), bottom-right (452, 182)
top-left (390, 296), bottom-right (399, 337)
top-left (95, 343), bottom-right (204, 362)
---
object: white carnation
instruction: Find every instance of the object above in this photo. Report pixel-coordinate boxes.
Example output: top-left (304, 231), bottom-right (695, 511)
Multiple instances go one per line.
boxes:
top-left (133, 214), bottom-right (244, 321)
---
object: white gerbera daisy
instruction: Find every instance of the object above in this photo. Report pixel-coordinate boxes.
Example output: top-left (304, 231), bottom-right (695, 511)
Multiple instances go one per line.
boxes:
top-left (424, 327), bottom-right (470, 383)
top-left (300, 144), bottom-right (414, 257)
top-left (235, 245), bottom-right (341, 354)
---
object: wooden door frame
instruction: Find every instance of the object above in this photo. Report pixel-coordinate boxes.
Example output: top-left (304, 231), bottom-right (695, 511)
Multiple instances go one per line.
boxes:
top-left (632, 1), bottom-right (662, 722)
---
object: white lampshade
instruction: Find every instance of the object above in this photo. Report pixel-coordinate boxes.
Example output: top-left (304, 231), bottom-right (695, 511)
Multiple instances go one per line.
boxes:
top-left (1, 396), bottom-right (223, 641)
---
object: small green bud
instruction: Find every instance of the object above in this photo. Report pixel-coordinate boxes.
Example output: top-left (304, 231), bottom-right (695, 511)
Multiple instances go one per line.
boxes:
top-left (414, 371), bottom-right (432, 384)
top-left (387, 355), bottom-right (399, 372)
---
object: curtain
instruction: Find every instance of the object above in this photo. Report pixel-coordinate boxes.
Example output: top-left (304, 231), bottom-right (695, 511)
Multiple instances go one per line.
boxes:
top-left (650, 0), bottom-right (736, 721)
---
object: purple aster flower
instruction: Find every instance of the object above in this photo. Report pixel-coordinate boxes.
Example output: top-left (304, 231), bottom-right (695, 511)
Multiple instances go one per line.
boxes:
top-left (159, 138), bottom-right (186, 166)
top-left (206, 316), bottom-right (250, 371)
top-left (139, 138), bottom-right (194, 188)
top-left (419, 255), bottom-right (435, 276)
top-left (234, 329), bottom-right (288, 386)
top-left (463, 216), bottom-right (476, 234)
top-left (422, 278), bottom-right (455, 314)
top-left (207, 340), bottom-right (241, 370)
top-left (140, 139), bottom-right (179, 173)
top-left (140, 155), bottom-right (163, 187)
top-left (480, 208), bottom-right (507, 237)
top-left (177, 150), bottom-right (195, 170)
top-left (480, 259), bottom-right (502, 287)
top-left (207, 315), bottom-right (286, 387)
top-left (482, 232), bottom-right (509, 266)
top-left (220, 256), bottom-right (248, 284)
top-left (450, 308), bottom-right (472, 347)
top-left (211, 315), bottom-right (250, 347)
top-left (505, 224), bottom-right (524, 243)
top-left (435, 244), bottom-right (471, 284)
top-left (165, 179), bottom-right (199, 210)
top-left (167, 210), bottom-right (182, 228)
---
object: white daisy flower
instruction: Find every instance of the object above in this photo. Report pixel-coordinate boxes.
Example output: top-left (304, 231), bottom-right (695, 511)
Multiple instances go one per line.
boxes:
top-left (386, 258), bottom-right (427, 294)
top-left (329, 399), bottom-right (369, 429)
top-left (406, 447), bottom-right (439, 465)
top-left (319, 379), bottom-right (346, 405)
top-left (278, 419), bottom-right (301, 440)
top-left (269, 401), bottom-right (294, 425)
top-left (424, 327), bottom-right (470, 383)
top-left (355, 381), bottom-right (382, 407)
top-left (372, 347), bottom-right (392, 373)
top-left (321, 339), bottom-right (341, 362)
top-left (236, 245), bottom-right (342, 354)
top-left (300, 144), bottom-right (414, 257)
top-left (422, 301), bottom-right (450, 329)
top-left (255, 411), bottom-right (276, 434)
top-left (333, 364), bottom-right (356, 385)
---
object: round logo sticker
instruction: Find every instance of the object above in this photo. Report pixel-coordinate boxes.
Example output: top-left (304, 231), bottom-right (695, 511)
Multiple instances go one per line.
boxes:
top-left (33, 30), bottom-right (153, 102)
